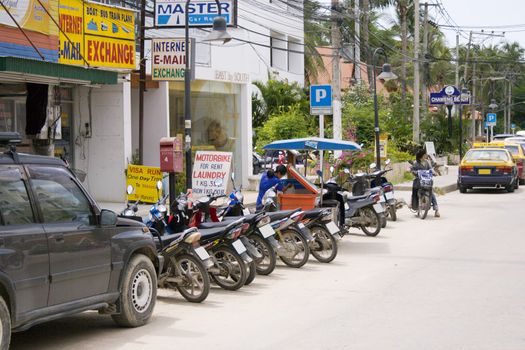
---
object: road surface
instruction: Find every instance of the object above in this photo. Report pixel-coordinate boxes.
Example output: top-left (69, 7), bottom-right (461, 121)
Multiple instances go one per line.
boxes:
top-left (12, 189), bottom-right (525, 350)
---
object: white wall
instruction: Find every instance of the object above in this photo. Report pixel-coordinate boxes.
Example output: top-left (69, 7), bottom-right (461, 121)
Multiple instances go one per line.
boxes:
top-left (131, 81), bottom-right (170, 168)
top-left (74, 80), bottom-right (132, 202)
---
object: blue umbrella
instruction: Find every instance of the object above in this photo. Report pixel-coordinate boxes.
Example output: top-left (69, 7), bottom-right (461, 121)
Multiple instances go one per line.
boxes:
top-left (263, 137), bottom-right (361, 151)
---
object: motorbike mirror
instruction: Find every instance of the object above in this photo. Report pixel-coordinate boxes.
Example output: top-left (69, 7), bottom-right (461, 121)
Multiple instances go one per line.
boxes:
top-left (329, 166), bottom-right (334, 174)
top-left (126, 185), bottom-right (134, 195)
top-left (214, 178), bottom-right (223, 187)
top-left (343, 168), bottom-right (350, 174)
top-left (156, 181), bottom-right (163, 190)
top-left (385, 159), bottom-right (391, 165)
top-left (359, 143), bottom-right (364, 148)
top-left (231, 172), bottom-right (235, 182)
top-left (369, 163), bottom-right (377, 169)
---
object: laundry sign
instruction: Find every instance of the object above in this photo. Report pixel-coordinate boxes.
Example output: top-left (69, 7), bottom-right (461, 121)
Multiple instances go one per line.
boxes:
top-left (154, 0), bottom-right (237, 28)
top-left (151, 38), bottom-right (195, 81)
top-left (192, 151), bottom-right (232, 198)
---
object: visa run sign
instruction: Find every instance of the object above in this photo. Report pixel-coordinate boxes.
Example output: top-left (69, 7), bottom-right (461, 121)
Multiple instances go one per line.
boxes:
top-left (155, 0), bottom-right (236, 27)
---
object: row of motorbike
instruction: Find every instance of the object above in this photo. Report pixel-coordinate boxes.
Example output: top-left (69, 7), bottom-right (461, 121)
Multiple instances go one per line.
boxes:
top-left (118, 160), bottom-right (409, 304)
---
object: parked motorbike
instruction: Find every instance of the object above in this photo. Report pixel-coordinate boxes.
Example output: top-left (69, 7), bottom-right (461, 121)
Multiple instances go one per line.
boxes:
top-left (369, 159), bottom-right (404, 222)
top-left (172, 191), bottom-right (254, 290)
top-left (346, 170), bottom-right (387, 228)
top-left (119, 184), bottom-right (212, 303)
top-left (323, 167), bottom-right (383, 237)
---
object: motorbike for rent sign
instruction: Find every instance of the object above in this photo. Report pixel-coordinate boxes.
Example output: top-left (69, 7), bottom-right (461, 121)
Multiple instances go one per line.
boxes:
top-left (126, 165), bottom-right (163, 203)
top-left (151, 38), bottom-right (195, 81)
top-left (192, 151), bottom-right (232, 198)
top-left (154, 0), bottom-right (237, 27)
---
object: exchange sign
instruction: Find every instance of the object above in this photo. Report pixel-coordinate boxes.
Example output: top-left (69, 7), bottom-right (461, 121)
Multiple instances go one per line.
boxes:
top-left (151, 38), bottom-right (195, 81)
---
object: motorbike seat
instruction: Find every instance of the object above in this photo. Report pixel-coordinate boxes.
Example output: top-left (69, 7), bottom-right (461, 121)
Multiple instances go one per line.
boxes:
top-left (154, 231), bottom-right (186, 250)
top-left (221, 213), bottom-right (263, 225)
top-left (266, 209), bottom-right (301, 222)
top-left (199, 218), bottom-right (244, 242)
top-left (302, 208), bottom-right (325, 219)
top-left (346, 194), bottom-right (369, 202)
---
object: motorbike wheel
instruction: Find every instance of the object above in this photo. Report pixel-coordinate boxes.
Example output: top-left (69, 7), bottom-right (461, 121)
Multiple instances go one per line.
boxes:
top-left (244, 261), bottom-right (257, 285)
top-left (359, 207), bottom-right (381, 237)
top-left (309, 225), bottom-right (338, 263)
top-left (380, 213), bottom-right (387, 228)
top-left (210, 246), bottom-right (247, 291)
top-left (278, 228), bottom-right (310, 268)
top-left (389, 205), bottom-right (397, 221)
top-left (419, 194), bottom-right (430, 220)
top-left (250, 235), bottom-right (276, 275)
top-left (172, 254), bottom-right (210, 303)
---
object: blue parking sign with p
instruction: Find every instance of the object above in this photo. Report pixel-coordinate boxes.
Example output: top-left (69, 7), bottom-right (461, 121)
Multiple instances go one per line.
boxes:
top-left (486, 113), bottom-right (497, 126)
top-left (310, 85), bottom-right (332, 115)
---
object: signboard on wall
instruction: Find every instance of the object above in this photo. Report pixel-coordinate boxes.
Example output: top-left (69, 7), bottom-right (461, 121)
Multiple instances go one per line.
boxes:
top-left (154, 0), bottom-right (237, 28)
top-left (0, 0), bottom-right (58, 61)
top-left (192, 151), bottom-right (232, 198)
top-left (126, 165), bottom-right (163, 203)
top-left (58, 0), bottom-right (135, 69)
top-left (151, 38), bottom-right (195, 81)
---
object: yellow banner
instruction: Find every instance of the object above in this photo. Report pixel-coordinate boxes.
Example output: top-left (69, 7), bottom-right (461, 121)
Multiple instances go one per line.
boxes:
top-left (84, 35), bottom-right (135, 69)
top-left (58, 0), bottom-right (83, 65)
top-left (84, 1), bottom-right (134, 40)
top-left (58, 0), bottom-right (135, 68)
top-left (126, 165), bottom-right (163, 204)
top-left (0, 0), bottom-right (58, 35)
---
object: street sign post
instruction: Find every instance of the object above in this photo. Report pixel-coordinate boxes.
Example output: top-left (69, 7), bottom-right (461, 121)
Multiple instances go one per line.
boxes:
top-left (310, 84), bottom-right (333, 179)
top-left (511, 123), bottom-right (516, 133)
top-left (310, 85), bottom-right (333, 115)
top-left (486, 113), bottom-right (497, 142)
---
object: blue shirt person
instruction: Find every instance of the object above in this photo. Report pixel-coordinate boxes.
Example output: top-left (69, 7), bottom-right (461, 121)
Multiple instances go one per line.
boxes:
top-left (256, 165), bottom-right (288, 210)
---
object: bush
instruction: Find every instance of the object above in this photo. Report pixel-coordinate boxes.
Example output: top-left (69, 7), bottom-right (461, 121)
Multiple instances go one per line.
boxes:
top-left (255, 104), bottom-right (316, 152)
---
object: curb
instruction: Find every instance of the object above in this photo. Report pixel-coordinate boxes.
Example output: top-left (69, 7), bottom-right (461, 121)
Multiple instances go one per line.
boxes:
top-left (395, 183), bottom-right (458, 195)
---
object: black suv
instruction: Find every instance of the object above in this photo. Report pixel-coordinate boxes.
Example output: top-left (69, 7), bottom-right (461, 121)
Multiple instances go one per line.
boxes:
top-left (0, 133), bottom-right (162, 348)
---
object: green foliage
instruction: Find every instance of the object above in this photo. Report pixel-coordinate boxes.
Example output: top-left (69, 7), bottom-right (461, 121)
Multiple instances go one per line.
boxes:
top-left (255, 105), bottom-right (315, 152)
top-left (252, 79), bottom-right (308, 130)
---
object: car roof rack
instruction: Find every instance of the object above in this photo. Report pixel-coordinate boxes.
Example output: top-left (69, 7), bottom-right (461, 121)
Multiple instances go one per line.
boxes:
top-left (0, 132), bottom-right (22, 163)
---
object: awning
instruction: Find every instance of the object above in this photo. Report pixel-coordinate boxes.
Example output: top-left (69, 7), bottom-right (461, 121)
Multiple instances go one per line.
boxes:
top-left (0, 56), bottom-right (118, 85)
top-left (263, 137), bottom-right (362, 151)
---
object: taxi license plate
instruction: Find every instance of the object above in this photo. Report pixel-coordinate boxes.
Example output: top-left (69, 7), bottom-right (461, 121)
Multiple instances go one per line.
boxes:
top-left (478, 169), bottom-right (491, 175)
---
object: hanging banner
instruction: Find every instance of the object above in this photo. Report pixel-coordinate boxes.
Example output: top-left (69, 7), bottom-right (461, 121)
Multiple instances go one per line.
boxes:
top-left (151, 38), bottom-right (195, 81)
top-left (0, 0), bottom-right (58, 35)
top-left (192, 151), bottom-right (232, 198)
top-left (126, 165), bottom-right (163, 203)
top-left (58, 0), bottom-right (135, 69)
top-left (154, 0), bottom-right (237, 28)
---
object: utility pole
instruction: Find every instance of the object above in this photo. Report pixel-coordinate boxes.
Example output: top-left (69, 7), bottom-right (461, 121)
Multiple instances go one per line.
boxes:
top-left (463, 31), bottom-right (473, 87)
top-left (421, 2), bottom-right (429, 121)
top-left (470, 60), bottom-right (477, 141)
top-left (508, 79), bottom-right (512, 133)
top-left (331, 0), bottom-right (342, 143)
top-left (455, 34), bottom-right (460, 119)
top-left (138, 0), bottom-right (146, 165)
top-left (354, 0), bottom-right (360, 83)
top-left (412, 0), bottom-right (420, 143)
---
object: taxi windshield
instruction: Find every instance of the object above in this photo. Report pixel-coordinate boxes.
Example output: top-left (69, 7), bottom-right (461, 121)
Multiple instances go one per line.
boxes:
top-left (504, 145), bottom-right (519, 156)
top-left (466, 150), bottom-right (510, 162)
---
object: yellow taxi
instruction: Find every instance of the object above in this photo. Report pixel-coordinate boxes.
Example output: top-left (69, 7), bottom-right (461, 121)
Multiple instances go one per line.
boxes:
top-left (489, 141), bottom-right (525, 185)
top-left (458, 144), bottom-right (518, 193)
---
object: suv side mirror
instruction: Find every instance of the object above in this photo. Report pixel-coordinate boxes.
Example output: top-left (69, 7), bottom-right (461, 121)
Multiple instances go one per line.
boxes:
top-left (100, 209), bottom-right (118, 226)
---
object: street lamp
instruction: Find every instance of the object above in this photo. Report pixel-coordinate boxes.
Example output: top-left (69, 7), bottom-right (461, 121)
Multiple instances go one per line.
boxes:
top-left (184, 1), bottom-right (231, 190)
top-left (372, 48), bottom-right (397, 170)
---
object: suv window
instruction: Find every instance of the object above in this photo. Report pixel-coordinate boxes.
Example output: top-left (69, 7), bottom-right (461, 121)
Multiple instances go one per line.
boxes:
top-left (0, 167), bottom-right (35, 225)
top-left (27, 166), bottom-right (95, 225)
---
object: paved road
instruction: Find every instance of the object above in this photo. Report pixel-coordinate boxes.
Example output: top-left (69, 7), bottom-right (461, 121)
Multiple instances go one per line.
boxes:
top-left (12, 189), bottom-right (525, 350)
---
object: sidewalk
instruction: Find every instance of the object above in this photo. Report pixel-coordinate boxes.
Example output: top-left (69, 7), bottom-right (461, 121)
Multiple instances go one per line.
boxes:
top-left (394, 166), bottom-right (458, 195)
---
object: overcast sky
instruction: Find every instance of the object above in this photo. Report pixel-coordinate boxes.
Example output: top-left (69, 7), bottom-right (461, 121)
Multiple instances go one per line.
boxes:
top-left (318, 0), bottom-right (525, 49)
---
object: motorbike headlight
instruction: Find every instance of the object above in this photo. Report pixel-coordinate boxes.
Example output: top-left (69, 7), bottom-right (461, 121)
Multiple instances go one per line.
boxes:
top-left (123, 209), bottom-right (134, 217)
top-left (158, 205), bottom-right (167, 214)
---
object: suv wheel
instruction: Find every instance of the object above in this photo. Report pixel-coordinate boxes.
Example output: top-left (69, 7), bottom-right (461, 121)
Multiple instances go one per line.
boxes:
top-left (112, 254), bottom-right (157, 327)
top-left (0, 296), bottom-right (11, 350)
